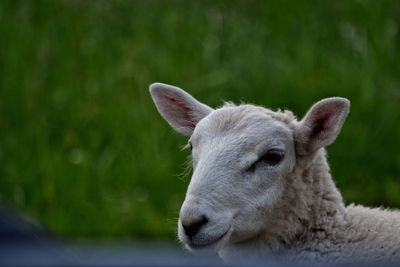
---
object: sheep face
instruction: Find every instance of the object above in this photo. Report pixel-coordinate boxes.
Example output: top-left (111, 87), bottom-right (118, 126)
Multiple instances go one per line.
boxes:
top-left (149, 83), bottom-right (349, 255)
top-left (177, 106), bottom-right (296, 252)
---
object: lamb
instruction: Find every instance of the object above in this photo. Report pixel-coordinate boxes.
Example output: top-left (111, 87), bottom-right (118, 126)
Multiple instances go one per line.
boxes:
top-left (149, 82), bottom-right (400, 265)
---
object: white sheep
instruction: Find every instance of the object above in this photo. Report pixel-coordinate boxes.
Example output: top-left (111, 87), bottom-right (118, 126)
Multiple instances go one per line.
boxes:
top-left (149, 82), bottom-right (400, 264)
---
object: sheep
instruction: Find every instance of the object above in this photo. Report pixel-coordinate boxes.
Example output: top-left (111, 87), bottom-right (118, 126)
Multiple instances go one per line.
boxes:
top-left (149, 82), bottom-right (400, 265)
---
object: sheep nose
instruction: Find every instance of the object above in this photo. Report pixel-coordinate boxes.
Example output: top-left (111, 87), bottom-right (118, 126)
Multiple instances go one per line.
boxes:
top-left (181, 215), bottom-right (208, 239)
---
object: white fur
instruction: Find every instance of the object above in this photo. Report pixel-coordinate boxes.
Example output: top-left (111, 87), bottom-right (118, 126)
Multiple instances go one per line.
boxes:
top-left (149, 83), bottom-right (400, 264)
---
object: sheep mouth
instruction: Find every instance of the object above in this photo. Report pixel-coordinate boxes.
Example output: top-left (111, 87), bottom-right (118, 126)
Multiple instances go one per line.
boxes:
top-left (187, 229), bottom-right (230, 250)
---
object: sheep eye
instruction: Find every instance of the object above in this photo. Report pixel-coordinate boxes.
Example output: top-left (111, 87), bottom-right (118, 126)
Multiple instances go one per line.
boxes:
top-left (247, 162), bottom-right (257, 173)
top-left (261, 149), bottom-right (284, 165)
top-left (246, 149), bottom-right (284, 173)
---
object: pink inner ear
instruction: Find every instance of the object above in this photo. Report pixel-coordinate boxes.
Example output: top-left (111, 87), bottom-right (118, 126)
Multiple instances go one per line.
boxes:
top-left (309, 111), bottom-right (332, 139)
top-left (162, 94), bottom-right (196, 128)
top-left (298, 97), bottom-right (349, 154)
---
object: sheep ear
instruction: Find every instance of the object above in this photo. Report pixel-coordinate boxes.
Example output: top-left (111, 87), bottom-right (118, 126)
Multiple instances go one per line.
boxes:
top-left (149, 83), bottom-right (213, 136)
top-left (296, 97), bottom-right (350, 155)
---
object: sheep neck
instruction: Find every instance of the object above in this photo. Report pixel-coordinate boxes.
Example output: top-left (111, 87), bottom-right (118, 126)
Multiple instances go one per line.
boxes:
top-left (268, 148), bottom-right (346, 249)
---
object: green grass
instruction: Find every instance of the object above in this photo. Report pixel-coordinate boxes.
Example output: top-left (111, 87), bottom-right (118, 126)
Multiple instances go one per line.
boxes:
top-left (0, 0), bottom-right (400, 240)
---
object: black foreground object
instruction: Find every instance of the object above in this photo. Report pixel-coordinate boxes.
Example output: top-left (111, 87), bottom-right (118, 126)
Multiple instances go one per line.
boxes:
top-left (0, 206), bottom-right (73, 266)
top-left (0, 205), bottom-right (396, 267)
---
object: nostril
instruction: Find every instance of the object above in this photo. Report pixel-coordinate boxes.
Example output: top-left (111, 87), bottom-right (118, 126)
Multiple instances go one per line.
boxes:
top-left (182, 215), bottom-right (208, 239)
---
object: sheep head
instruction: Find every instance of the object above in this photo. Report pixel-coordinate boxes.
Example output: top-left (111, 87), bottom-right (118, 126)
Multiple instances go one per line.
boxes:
top-left (149, 83), bottom-right (350, 255)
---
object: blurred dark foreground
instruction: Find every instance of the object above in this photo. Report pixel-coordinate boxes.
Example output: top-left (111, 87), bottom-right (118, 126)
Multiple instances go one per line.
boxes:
top-left (0, 206), bottom-right (397, 267)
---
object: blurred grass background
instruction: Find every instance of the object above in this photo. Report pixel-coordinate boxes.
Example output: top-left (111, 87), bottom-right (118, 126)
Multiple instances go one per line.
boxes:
top-left (0, 0), bottom-right (399, 240)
